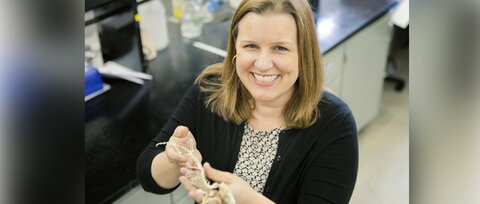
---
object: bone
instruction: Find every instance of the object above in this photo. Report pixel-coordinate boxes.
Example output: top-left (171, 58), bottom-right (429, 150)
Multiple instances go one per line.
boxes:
top-left (157, 141), bottom-right (236, 204)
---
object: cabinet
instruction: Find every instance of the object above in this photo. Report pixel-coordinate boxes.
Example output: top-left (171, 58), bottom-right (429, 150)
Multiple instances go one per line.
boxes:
top-left (323, 44), bottom-right (346, 96)
top-left (85, 0), bottom-right (147, 72)
top-left (323, 13), bottom-right (392, 131)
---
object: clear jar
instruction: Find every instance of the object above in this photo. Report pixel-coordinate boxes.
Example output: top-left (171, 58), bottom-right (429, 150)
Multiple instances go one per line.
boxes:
top-left (181, 0), bottom-right (204, 39)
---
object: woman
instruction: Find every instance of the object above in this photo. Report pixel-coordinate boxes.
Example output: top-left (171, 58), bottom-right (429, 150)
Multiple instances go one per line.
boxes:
top-left (137, 0), bottom-right (358, 203)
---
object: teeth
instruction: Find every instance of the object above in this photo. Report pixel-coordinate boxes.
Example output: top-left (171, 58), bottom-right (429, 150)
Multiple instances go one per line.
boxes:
top-left (253, 73), bottom-right (278, 83)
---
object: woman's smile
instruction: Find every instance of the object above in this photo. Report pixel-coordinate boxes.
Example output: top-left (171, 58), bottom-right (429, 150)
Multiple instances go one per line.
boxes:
top-left (250, 72), bottom-right (280, 87)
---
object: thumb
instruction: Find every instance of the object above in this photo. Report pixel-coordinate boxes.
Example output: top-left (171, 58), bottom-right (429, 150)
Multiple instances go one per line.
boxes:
top-left (204, 162), bottom-right (232, 183)
top-left (173, 126), bottom-right (189, 138)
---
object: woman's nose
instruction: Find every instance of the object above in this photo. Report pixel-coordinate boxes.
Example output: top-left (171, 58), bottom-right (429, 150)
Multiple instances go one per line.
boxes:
top-left (254, 51), bottom-right (274, 71)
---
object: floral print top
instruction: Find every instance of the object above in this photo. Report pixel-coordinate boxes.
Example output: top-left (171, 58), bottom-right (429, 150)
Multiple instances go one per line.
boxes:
top-left (233, 122), bottom-right (284, 193)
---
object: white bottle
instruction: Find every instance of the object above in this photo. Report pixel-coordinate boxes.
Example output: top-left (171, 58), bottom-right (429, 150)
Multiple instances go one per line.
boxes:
top-left (137, 0), bottom-right (169, 51)
top-left (85, 14), bottom-right (104, 69)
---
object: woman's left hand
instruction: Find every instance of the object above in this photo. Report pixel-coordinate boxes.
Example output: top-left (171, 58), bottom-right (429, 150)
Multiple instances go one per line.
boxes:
top-left (179, 162), bottom-right (258, 204)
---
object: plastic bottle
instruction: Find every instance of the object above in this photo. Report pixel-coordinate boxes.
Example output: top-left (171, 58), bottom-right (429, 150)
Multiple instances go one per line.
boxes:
top-left (137, 0), bottom-right (169, 51)
top-left (85, 21), bottom-right (104, 68)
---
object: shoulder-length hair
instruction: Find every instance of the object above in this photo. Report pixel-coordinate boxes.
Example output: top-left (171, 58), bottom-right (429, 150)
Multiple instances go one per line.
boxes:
top-left (195, 0), bottom-right (324, 129)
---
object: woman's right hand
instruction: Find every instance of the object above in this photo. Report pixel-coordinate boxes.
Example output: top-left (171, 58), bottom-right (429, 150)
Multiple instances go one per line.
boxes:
top-left (164, 126), bottom-right (202, 169)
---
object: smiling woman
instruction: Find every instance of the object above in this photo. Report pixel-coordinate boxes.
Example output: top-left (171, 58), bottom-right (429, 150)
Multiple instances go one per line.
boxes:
top-left (196, 0), bottom-right (324, 130)
top-left (235, 13), bottom-right (299, 116)
top-left (137, 0), bottom-right (358, 203)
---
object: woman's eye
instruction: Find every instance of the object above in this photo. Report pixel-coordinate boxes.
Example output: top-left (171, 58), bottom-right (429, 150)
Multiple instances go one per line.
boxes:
top-left (275, 46), bottom-right (288, 51)
top-left (244, 44), bottom-right (257, 49)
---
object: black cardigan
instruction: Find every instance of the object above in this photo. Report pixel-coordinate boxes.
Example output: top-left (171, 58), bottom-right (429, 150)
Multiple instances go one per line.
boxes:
top-left (137, 83), bottom-right (358, 204)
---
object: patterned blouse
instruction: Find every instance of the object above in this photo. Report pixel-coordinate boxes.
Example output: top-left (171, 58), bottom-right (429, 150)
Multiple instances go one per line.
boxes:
top-left (233, 122), bottom-right (284, 193)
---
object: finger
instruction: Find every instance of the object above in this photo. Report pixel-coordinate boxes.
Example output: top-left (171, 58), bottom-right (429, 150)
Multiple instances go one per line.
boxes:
top-left (180, 166), bottom-right (201, 179)
top-left (204, 162), bottom-right (232, 183)
top-left (194, 150), bottom-right (202, 162)
top-left (172, 127), bottom-right (196, 148)
top-left (188, 190), bottom-right (204, 203)
top-left (179, 176), bottom-right (203, 202)
top-left (172, 126), bottom-right (189, 139)
top-left (179, 176), bottom-right (196, 192)
top-left (179, 167), bottom-right (190, 175)
top-left (177, 159), bottom-right (194, 168)
top-left (166, 145), bottom-right (186, 160)
top-left (165, 145), bottom-right (186, 163)
top-left (179, 130), bottom-right (196, 147)
top-left (184, 131), bottom-right (196, 147)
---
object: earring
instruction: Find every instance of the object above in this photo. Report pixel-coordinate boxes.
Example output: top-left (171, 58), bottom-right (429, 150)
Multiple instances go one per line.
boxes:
top-left (231, 55), bottom-right (237, 65)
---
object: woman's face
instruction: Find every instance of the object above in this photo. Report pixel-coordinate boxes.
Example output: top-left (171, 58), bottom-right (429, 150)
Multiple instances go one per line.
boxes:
top-left (235, 12), bottom-right (299, 105)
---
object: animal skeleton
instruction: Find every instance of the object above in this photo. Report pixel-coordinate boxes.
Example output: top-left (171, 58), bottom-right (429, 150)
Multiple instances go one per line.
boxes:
top-left (156, 140), bottom-right (235, 204)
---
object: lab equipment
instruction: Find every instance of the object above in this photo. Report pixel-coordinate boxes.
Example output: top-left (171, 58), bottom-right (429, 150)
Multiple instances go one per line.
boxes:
top-left (181, 0), bottom-right (204, 39)
top-left (172, 0), bottom-right (188, 19)
top-left (138, 0), bottom-right (169, 51)
top-left (85, 63), bottom-right (111, 101)
top-left (200, 0), bottom-right (222, 23)
top-left (98, 61), bottom-right (153, 85)
top-left (85, 18), bottom-right (104, 69)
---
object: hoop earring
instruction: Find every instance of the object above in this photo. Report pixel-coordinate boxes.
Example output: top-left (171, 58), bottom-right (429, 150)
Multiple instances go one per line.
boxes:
top-left (231, 55), bottom-right (237, 65)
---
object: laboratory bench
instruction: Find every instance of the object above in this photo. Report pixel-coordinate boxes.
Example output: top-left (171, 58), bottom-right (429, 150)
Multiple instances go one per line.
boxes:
top-left (85, 0), bottom-right (397, 203)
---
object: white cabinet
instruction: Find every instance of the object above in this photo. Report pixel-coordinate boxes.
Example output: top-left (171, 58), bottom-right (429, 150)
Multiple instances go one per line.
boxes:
top-left (323, 13), bottom-right (393, 131)
top-left (323, 44), bottom-right (346, 96)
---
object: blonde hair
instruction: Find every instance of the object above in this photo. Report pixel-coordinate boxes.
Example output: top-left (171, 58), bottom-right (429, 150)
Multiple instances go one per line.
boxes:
top-left (195, 0), bottom-right (324, 129)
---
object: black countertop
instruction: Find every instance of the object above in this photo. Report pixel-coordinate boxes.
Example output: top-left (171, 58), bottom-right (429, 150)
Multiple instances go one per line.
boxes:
top-left (85, 0), bottom-right (396, 203)
top-left (316, 0), bottom-right (397, 54)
